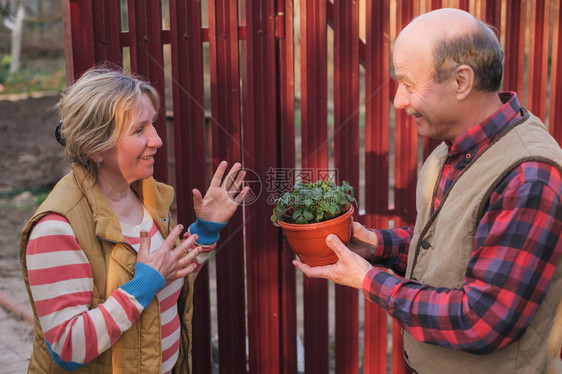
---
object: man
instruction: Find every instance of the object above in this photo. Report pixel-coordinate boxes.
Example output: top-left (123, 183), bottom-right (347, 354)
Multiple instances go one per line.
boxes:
top-left (293, 8), bottom-right (562, 374)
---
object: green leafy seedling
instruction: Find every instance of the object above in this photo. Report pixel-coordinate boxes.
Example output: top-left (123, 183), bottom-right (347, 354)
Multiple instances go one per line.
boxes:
top-left (271, 180), bottom-right (356, 225)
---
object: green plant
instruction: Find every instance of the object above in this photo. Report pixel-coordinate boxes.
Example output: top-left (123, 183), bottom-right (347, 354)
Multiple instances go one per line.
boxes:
top-left (0, 54), bottom-right (66, 94)
top-left (271, 180), bottom-right (356, 225)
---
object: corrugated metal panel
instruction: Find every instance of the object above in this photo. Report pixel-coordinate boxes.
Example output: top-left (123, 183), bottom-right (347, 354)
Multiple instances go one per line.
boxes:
top-left (300, 0), bottom-right (330, 372)
top-left (528, 0), bottom-right (551, 121)
top-left (127, 0), bottom-right (168, 182)
top-left (242, 0), bottom-right (283, 372)
top-left (550, 0), bottom-right (562, 145)
top-left (333, 0), bottom-right (360, 372)
top-left (61, 0), bottom-right (96, 83)
top-left (392, 2), bottom-right (417, 373)
top-left (208, 1), bottom-right (247, 372)
top-left (168, 0), bottom-right (210, 372)
top-left (277, 0), bottom-right (298, 372)
top-left (504, 0), bottom-right (526, 95)
top-left (93, 0), bottom-right (122, 66)
top-left (363, 0), bottom-right (392, 369)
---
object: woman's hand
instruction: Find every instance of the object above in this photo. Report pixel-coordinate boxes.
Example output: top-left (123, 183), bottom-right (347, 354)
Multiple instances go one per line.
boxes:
top-left (293, 234), bottom-right (373, 289)
top-left (137, 225), bottom-right (201, 283)
top-left (193, 161), bottom-right (249, 223)
top-left (347, 222), bottom-right (379, 261)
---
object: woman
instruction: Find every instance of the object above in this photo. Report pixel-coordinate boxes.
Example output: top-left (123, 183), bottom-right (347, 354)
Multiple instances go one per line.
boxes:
top-left (19, 66), bottom-right (248, 373)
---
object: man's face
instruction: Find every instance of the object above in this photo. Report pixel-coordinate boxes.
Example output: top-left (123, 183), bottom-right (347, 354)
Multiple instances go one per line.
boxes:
top-left (392, 37), bottom-right (459, 141)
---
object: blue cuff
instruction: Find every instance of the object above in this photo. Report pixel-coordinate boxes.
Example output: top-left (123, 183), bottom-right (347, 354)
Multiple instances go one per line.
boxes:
top-left (188, 216), bottom-right (228, 246)
top-left (121, 262), bottom-right (166, 308)
top-left (46, 340), bottom-right (85, 370)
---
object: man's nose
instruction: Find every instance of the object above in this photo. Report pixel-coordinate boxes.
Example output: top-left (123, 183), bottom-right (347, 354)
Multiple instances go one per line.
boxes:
top-left (393, 84), bottom-right (409, 110)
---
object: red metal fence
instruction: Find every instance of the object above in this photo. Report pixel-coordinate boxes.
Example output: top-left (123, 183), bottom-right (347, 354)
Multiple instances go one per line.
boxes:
top-left (62, 0), bottom-right (562, 372)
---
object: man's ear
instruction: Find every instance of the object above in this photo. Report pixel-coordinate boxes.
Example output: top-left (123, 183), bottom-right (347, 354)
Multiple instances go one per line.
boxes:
top-left (455, 64), bottom-right (474, 101)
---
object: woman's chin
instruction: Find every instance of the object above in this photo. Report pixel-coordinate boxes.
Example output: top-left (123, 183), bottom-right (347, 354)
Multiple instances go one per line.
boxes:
top-left (133, 168), bottom-right (155, 182)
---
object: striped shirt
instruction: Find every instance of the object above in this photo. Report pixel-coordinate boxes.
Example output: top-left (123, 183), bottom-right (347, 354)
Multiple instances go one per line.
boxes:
top-left (27, 208), bottom-right (181, 373)
top-left (363, 92), bottom-right (562, 353)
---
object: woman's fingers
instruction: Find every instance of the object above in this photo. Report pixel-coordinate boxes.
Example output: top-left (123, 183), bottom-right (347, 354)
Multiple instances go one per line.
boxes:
top-left (209, 161), bottom-right (228, 188)
top-left (232, 186), bottom-right (250, 204)
top-left (173, 233), bottom-right (197, 258)
top-left (228, 168), bottom-right (246, 193)
top-left (163, 224), bottom-right (184, 250)
top-left (192, 188), bottom-right (203, 206)
top-left (223, 164), bottom-right (247, 204)
top-left (176, 246), bottom-right (201, 278)
top-left (222, 162), bottom-right (242, 190)
top-left (165, 233), bottom-right (201, 280)
top-left (184, 245), bottom-right (201, 263)
top-left (140, 226), bottom-right (205, 282)
top-left (177, 262), bottom-right (199, 278)
top-left (138, 231), bottom-right (151, 256)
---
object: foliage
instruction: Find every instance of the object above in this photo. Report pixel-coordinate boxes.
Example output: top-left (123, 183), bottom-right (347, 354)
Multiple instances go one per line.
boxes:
top-left (271, 180), bottom-right (356, 225)
top-left (0, 54), bottom-right (66, 94)
top-left (35, 190), bottom-right (50, 205)
top-left (0, 54), bottom-right (11, 82)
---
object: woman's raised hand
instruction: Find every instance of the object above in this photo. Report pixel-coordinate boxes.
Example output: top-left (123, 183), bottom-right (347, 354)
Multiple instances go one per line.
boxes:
top-left (192, 161), bottom-right (249, 223)
top-left (137, 225), bottom-right (201, 283)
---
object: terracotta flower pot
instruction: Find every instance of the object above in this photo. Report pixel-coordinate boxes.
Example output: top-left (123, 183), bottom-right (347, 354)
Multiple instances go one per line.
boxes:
top-left (278, 205), bottom-right (354, 266)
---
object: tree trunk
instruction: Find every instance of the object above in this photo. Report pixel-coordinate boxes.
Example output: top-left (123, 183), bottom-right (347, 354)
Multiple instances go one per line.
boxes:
top-left (9, 3), bottom-right (25, 74)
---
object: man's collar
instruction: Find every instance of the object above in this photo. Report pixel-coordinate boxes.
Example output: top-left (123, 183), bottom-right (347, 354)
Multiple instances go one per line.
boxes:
top-left (447, 91), bottom-right (521, 156)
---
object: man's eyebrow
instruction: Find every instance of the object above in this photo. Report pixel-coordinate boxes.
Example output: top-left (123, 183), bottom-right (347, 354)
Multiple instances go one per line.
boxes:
top-left (390, 65), bottom-right (407, 82)
top-left (390, 66), bottom-right (413, 84)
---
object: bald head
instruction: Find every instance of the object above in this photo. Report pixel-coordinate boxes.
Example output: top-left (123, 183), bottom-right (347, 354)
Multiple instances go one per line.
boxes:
top-left (398, 8), bottom-right (479, 43)
top-left (395, 8), bottom-right (503, 92)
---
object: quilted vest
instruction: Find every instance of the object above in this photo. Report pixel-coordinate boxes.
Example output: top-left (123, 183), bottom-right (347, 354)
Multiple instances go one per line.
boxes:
top-left (20, 165), bottom-right (195, 374)
top-left (403, 110), bottom-right (562, 374)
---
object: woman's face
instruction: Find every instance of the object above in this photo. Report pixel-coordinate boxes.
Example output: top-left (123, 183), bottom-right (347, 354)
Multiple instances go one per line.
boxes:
top-left (97, 94), bottom-right (162, 186)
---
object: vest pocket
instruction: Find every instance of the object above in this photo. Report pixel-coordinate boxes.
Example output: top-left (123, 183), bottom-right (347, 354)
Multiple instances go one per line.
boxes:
top-left (110, 244), bottom-right (137, 276)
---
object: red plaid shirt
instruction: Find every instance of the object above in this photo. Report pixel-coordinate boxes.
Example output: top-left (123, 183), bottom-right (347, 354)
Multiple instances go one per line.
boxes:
top-left (363, 92), bottom-right (562, 353)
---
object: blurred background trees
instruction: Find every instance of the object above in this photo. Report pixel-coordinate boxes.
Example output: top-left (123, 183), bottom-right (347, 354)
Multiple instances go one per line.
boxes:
top-left (0, 0), bottom-right (65, 94)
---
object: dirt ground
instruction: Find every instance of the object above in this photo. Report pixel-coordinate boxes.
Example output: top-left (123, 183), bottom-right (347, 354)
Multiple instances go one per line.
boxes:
top-left (0, 93), bottom-right (67, 344)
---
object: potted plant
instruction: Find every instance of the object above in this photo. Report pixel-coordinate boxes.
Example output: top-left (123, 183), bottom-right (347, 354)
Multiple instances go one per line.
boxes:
top-left (271, 180), bottom-right (356, 266)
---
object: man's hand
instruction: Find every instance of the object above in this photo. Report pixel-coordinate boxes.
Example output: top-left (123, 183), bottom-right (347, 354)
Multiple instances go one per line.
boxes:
top-left (193, 161), bottom-right (249, 223)
top-left (293, 234), bottom-right (373, 289)
top-left (347, 222), bottom-right (379, 261)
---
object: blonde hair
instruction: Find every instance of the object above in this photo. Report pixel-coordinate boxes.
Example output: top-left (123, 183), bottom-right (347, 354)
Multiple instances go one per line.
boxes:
top-left (57, 65), bottom-right (160, 178)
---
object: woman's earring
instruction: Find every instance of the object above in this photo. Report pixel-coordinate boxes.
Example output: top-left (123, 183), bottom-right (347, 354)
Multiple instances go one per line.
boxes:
top-left (95, 159), bottom-right (101, 168)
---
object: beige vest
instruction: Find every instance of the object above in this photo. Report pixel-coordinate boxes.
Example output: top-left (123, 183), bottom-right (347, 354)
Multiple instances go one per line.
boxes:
top-left (20, 165), bottom-right (195, 374)
top-left (403, 111), bottom-right (562, 374)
